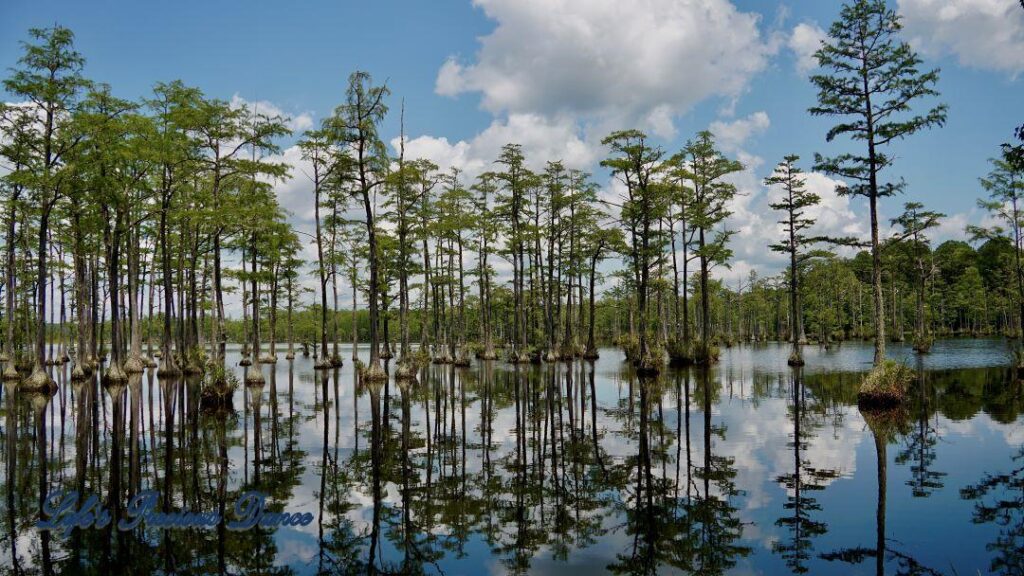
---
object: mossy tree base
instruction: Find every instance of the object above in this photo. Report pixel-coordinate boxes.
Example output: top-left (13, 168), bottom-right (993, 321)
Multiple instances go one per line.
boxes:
top-left (360, 362), bottom-right (387, 384)
top-left (157, 360), bottom-right (181, 378)
top-left (3, 364), bottom-right (21, 381)
top-left (23, 367), bottom-right (57, 394)
top-left (857, 360), bottom-right (914, 409)
top-left (183, 362), bottom-right (204, 375)
top-left (244, 368), bottom-right (265, 386)
top-left (912, 338), bottom-right (932, 354)
top-left (103, 364), bottom-right (129, 385)
top-left (395, 358), bottom-right (418, 382)
top-left (124, 355), bottom-right (146, 374)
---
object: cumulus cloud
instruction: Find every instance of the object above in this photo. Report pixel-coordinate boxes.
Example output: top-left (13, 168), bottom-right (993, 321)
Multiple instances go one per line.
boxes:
top-left (898, 0), bottom-right (1024, 75)
top-left (229, 94), bottom-right (315, 132)
top-left (710, 111), bottom-right (771, 153)
top-left (788, 22), bottom-right (826, 73)
top-left (437, 0), bottom-right (777, 138)
top-left (394, 113), bottom-right (599, 180)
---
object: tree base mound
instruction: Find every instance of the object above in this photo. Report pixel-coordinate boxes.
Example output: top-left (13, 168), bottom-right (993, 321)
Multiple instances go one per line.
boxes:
top-left (582, 348), bottom-right (600, 360)
top-left (238, 357), bottom-right (252, 367)
top-left (260, 354), bottom-right (278, 364)
top-left (157, 363), bottom-right (181, 378)
top-left (395, 362), bottom-right (418, 382)
top-left (23, 367), bottom-right (57, 394)
top-left (200, 389), bottom-right (234, 412)
top-left (103, 365), bottom-right (129, 385)
top-left (636, 347), bottom-right (664, 375)
top-left (124, 356), bottom-right (146, 374)
top-left (667, 340), bottom-right (693, 367)
top-left (691, 341), bottom-right (720, 367)
top-left (182, 361), bottom-right (204, 375)
top-left (244, 368), bottom-right (265, 386)
top-left (360, 362), bottom-right (387, 384)
top-left (3, 364), bottom-right (20, 381)
top-left (330, 355), bottom-right (344, 367)
top-left (857, 360), bottom-right (914, 408)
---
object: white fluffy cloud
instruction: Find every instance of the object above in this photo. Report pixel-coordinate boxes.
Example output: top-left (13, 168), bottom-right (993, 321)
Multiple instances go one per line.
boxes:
top-left (788, 22), bottom-right (826, 73)
top-left (394, 112), bottom-right (599, 180)
top-left (229, 94), bottom-right (314, 132)
top-left (437, 0), bottom-right (777, 138)
top-left (717, 163), bottom-right (865, 285)
top-left (898, 0), bottom-right (1024, 75)
top-left (710, 111), bottom-right (771, 153)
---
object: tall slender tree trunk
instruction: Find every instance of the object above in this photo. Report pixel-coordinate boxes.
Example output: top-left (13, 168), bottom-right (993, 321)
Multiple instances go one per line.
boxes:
top-left (3, 187), bottom-right (19, 379)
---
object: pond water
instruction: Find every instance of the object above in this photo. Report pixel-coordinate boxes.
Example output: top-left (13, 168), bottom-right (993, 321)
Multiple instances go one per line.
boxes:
top-left (1, 339), bottom-right (1022, 575)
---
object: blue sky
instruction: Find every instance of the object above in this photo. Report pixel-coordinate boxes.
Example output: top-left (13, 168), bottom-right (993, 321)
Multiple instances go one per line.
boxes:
top-left (2, 0), bottom-right (1022, 291)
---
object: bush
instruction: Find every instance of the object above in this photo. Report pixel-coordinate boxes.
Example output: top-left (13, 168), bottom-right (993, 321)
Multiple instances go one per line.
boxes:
top-left (692, 340), bottom-right (720, 366)
top-left (619, 335), bottom-right (640, 364)
top-left (637, 345), bottom-right (665, 374)
top-left (913, 335), bottom-right (933, 353)
top-left (200, 365), bottom-right (239, 411)
top-left (857, 360), bottom-right (914, 407)
top-left (667, 338), bottom-right (692, 365)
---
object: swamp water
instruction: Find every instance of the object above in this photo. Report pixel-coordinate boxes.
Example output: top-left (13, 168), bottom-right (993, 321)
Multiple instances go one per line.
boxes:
top-left (0, 339), bottom-right (1021, 575)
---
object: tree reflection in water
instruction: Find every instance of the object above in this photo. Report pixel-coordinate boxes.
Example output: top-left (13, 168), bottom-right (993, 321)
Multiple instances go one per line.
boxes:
top-left (0, 349), bottom-right (1021, 574)
top-left (961, 446), bottom-right (1024, 575)
top-left (772, 367), bottom-right (835, 574)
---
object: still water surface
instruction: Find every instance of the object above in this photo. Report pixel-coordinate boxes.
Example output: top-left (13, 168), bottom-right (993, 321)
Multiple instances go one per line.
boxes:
top-left (1, 339), bottom-right (1021, 575)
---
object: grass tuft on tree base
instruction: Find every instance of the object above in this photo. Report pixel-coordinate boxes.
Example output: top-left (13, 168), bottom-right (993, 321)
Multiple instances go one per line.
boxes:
top-left (857, 360), bottom-right (914, 408)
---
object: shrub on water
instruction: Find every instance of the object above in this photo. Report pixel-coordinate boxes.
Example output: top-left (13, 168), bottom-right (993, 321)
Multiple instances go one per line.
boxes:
top-left (692, 340), bottom-right (720, 366)
top-left (620, 335), bottom-right (640, 364)
top-left (667, 338), bottom-right (693, 366)
top-left (858, 360), bottom-right (914, 408)
top-left (913, 335), bottom-right (933, 354)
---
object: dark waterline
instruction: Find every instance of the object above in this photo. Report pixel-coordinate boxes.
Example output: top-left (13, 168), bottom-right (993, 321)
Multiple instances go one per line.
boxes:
top-left (0, 339), bottom-right (1021, 575)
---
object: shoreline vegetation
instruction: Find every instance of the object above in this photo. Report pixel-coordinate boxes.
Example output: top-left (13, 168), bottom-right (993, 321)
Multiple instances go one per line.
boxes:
top-left (0, 0), bottom-right (1022, 410)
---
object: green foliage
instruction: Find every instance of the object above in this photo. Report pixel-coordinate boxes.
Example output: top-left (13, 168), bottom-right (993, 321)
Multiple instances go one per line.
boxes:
top-left (858, 360), bottom-right (915, 405)
top-left (810, 0), bottom-right (946, 200)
